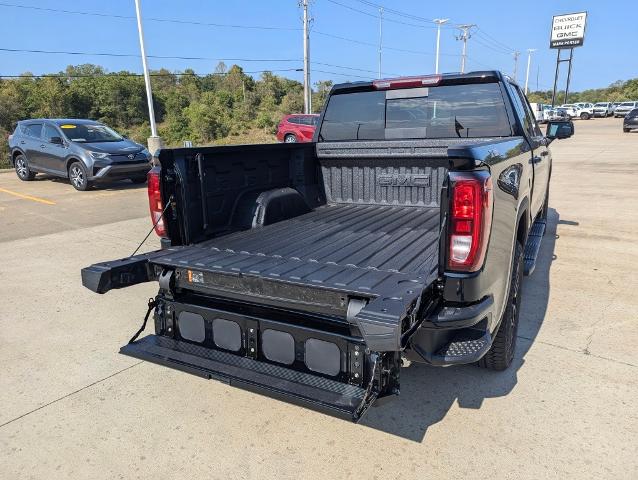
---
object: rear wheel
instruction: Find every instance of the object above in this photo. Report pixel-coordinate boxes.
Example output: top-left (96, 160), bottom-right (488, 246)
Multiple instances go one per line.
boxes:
top-left (69, 161), bottom-right (90, 191)
top-left (624, 128), bottom-right (630, 133)
top-left (478, 242), bottom-right (523, 371)
top-left (580, 112), bottom-right (590, 120)
top-left (284, 134), bottom-right (297, 143)
top-left (14, 154), bottom-right (36, 181)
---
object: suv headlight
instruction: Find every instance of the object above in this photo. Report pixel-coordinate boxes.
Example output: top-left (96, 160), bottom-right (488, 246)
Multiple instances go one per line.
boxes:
top-left (88, 151), bottom-right (110, 159)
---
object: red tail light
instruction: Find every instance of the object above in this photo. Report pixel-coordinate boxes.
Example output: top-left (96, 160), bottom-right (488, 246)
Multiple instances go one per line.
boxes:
top-left (147, 166), bottom-right (167, 237)
top-left (447, 172), bottom-right (493, 272)
top-left (373, 74), bottom-right (442, 90)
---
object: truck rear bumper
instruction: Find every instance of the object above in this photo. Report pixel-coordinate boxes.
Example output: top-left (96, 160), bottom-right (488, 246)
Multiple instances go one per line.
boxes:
top-left (406, 296), bottom-right (495, 366)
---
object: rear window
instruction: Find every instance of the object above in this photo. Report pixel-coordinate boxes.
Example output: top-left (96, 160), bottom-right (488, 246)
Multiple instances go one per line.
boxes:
top-left (319, 82), bottom-right (512, 141)
top-left (620, 102), bottom-right (635, 107)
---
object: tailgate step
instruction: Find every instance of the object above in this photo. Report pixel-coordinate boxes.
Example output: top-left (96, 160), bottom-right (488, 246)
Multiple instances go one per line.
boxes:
top-left (121, 335), bottom-right (375, 422)
top-left (523, 219), bottom-right (547, 276)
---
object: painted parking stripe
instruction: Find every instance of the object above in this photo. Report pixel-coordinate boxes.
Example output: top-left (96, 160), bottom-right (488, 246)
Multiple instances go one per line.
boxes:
top-left (0, 187), bottom-right (56, 205)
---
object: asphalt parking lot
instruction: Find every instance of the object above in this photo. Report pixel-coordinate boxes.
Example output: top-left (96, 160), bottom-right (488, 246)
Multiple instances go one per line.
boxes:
top-left (1, 117), bottom-right (637, 479)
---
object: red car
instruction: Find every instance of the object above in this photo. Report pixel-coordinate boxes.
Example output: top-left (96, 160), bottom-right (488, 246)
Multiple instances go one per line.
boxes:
top-left (276, 114), bottom-right (319, 143)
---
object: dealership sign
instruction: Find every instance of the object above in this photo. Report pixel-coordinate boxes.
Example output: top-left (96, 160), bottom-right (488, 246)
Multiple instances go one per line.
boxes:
top-left (550, 12), bottom-right (587, 49)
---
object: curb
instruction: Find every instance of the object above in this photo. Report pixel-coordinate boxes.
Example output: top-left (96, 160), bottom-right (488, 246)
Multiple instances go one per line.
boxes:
top-left (0, 168), bottom-right (14, 174)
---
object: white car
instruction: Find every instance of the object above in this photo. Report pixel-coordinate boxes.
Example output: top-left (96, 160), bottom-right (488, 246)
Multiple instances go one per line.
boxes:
top-left (560, 104), bottom-right (592, 120)
top-left (614, 101), bottom-right (638, 117)
top-left (593, 102), bottom-right (613, 117)
top-left (529, 103), bottom-right (550, 123)
top-left (574, 102), bottom-right (594, 119)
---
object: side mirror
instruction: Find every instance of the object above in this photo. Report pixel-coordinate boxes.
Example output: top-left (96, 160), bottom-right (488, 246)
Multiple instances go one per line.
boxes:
top-left (546, 120), bottom-right (574, 140)
top-left (50, 136), bottom-right (64, 145)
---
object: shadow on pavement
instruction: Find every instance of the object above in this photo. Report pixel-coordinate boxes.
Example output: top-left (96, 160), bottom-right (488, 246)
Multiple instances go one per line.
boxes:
top-left (361, 208), bottom-right (562, 442)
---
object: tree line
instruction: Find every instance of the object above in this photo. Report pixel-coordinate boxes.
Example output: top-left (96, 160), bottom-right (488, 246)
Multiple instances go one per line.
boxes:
top-left (527, 78), bottom-right (638, 105)
top-left (0, 63), bottom-right (333, 167)
top-left (2, 63), bottom-right (637, 168)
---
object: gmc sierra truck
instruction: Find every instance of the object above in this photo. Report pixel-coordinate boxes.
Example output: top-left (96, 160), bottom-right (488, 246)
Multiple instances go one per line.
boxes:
top-left (82, 71), bottom-right (574, 422)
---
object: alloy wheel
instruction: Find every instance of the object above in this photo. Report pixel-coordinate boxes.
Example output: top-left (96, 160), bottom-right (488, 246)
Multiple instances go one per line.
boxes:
top-left (70, 165), bottom-right (84, 188)
top-left (15, 157), bottom-right (28, 178)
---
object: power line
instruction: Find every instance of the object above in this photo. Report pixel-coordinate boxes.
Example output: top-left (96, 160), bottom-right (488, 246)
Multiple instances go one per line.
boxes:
top-left (0, 2), bottom-right (300, 31)
top-left (352, 0), bottom-right (437, 25)
top-left (314, 30), bottom-right (459, 57)
top-left (323, 0), bottom-right (439, 29)
top-left (0, 47), bottom-right (299, 62)
top-left (312, 69), bottom-right (370, 79)
top-left (474, 27), bottom-right (516, 53)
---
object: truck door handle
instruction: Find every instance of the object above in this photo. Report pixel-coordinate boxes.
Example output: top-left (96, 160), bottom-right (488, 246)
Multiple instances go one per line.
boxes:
top-left (530, 156), bottom-right (542, 164)
top-left (540, 150), bottom-right (549, 157)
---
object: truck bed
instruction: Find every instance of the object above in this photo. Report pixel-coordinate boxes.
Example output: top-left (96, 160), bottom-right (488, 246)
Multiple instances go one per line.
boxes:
top-left (151, 203), bottom-right (440, 296)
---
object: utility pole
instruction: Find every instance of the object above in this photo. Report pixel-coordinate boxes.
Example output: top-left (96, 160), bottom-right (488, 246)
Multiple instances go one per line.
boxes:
top-left (378, 7), bottom-right (383, 79)
top-left (134, 0), bottom-right (163, 154)
top-left (524, 48), bottom-right (536, 94)
top-left (456, 24), bottom-right (475, 73)
top-left (512, 50), bottom-right (520, 82)
top-left (302, 0), bottom-right (312, 114)
top-left (433, 18), bottom-right (449, 74)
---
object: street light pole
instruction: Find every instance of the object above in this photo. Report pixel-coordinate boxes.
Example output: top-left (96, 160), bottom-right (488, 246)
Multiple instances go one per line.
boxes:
top-left (302, 0), bottom-right (312, 114)
top-left (378, 7), bottom-right (383, 79)
top-left (134, 0), bottom-right (157, 139)
top-left (524, 48), bottom-right (536, 94)
top-left (456, 24), bottom-right (475, 74)
top-left (433, 19), bottom-right (449, 74)
top-left (512, 50), bottom-right (520, 83)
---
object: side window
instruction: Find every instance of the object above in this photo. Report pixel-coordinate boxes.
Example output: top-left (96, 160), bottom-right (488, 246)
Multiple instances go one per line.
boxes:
top-left (288, 117), bottom-right (300, 124)
top-left (22, 123), bottom-right (43, 138)
top-left (509, 83), bottom-right (541, 137)
top-left (43, 124), bottom-right (60, 142)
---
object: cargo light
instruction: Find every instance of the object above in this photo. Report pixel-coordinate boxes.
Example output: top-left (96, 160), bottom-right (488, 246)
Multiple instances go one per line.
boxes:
top-left (372, 74), bottom-right (442, 90)
top-left (448, 171), bottom-right (493, 272)
top-left (147, 166), bottom-right (167, 237)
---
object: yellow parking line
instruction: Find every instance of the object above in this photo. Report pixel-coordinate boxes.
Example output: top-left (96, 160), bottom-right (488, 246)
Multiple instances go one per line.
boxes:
top-left (0, 187), bottom-right (56, 205)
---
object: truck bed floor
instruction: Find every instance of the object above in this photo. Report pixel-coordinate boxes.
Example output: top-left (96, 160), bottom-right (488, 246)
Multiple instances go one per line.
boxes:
top-left (151, 203), bottom-right (440, 296)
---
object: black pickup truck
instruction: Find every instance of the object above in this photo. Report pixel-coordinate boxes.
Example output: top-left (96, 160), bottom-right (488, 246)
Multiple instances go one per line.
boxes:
top-left (82, 71), bottom-right (573, 421)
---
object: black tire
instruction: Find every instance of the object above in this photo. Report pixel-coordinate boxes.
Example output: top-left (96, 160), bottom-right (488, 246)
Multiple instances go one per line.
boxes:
top-left (130, 176), bottom-right (147, 184)
top-left (623, 128), bottom-right (630, 133)
top-left (68, 161), bottom-right (90, 191)
top-left (478, 242), bottom-right (523, 371)
top-left (284, 134), bottom-right (297, 143)
top-left (14, 154), bottom-right (36, 181)
top-left (580, 112), bottom-right (590, 120)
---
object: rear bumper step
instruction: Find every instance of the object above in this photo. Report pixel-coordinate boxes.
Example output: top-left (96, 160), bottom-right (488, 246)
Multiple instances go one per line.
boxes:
top-left (121, 335), bottom-right (378, 422)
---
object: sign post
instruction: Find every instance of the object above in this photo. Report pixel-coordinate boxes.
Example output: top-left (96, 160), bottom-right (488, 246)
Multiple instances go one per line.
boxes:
top-left (549, 12), bottom-right (587, 106)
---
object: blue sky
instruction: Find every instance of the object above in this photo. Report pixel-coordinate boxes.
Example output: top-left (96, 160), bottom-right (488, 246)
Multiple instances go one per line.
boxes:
top-left (0, 0), bottom-right (635, 92)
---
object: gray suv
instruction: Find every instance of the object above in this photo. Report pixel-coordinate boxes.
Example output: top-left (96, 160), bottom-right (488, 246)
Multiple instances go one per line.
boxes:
top-left (8, 119), bottom-right (152, 190)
